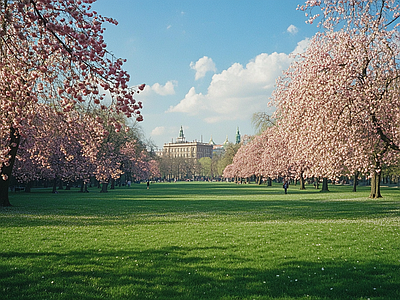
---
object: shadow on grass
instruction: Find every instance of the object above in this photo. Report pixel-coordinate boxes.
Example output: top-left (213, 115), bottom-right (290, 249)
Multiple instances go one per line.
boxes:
top-left (1, 246), bottom-right (399, 300)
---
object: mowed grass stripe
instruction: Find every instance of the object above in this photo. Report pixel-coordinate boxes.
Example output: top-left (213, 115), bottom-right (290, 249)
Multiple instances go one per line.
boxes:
top-left (1, 182), bottom-right (399, 300)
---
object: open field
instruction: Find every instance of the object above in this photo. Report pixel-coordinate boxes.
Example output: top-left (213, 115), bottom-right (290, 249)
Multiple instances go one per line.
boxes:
top-left (1, 182), bottom-right (400, 300)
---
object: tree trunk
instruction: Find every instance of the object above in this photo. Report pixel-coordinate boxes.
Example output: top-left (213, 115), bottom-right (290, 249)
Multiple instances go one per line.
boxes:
top-left (267, 177), bottom-right (272, 186)
top-left (352, 171), bottom-right (359, 192)
top-left (110, 178), bottom-right (115, 190)
top-left (58, 179), bottom-right (64, 190)
top-left (321, 177), bottom-right (329, 192)
top-left (80, 181), bottom-right (89, 193)
top-left (299, 174), bottom-right (306, 190)
top-left (100, 182), bottom-right (108, 193)
top-left (25, 181), bottom-right (33, 193)
top-left (52, 177), bottom-right (58, 194)
top-left (0, 176), bottom-right (11, 207)
top-left (0, 127), bottom-right (21, 207)
top-left (369, 171), bottom-right (382, 198)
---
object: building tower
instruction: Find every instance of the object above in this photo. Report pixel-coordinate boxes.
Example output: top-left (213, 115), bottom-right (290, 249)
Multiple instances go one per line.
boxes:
top-left (176, 126), bottom-right (185, 143)
top-left (209, 135), bottom-right (216, 145)
top-left (223, 135), bottom-right (229, 148)
top-left (235, 127), bottom-right (241, 144)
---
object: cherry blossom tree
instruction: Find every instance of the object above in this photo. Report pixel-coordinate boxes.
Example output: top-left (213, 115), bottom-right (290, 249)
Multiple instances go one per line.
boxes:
top-left (228, 136), bottom-right (266, 183)
top-left (148, 159), bottom-right (161, 180)
top-left (272, 0), bottom-right (400, 198)
top-left (94, 110), bottom-right (148, 191)
top-left (256, 126), bottom-right (307, 187)
top-left (222, 163), bottom-right (238, 182)
top-left (120, 142), bottom-right (153, 182)
top-left (95, 142), bottom-right (123, 192)
top-left (12, 140), bottom-right (43, 192)
top-left (0, 0), bottom-right (144, 206)
top-left (12, 104), bottom-right (104, 193)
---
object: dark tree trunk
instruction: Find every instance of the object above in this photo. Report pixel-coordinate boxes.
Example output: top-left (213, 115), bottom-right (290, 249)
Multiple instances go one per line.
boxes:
top-left (100, 182), bottom-right (108, 193)
top-left (52, 177), bottom-right (58, 194)
top-left (321, 177), bottom-right (329, 192)
top-left (110, 178), bottom-right (115, 190)
top-left (0, 176), bottom-right (11, 207)
top-left (369, 153), bottom-right (383, 198)
top-left (65, 181), bottom-right (71, 190)
top-left (80, 180), bottom-right (84, 193)
top-left (352, 171), bottom-right (359, 192)
top-left (80, 181), bottom-right (89, 193)
top-left (369, 171), bottom-right (382, 198)
top-left (58, 179), bottom-right (64, 190)
top-left (299, 174), bottom-right (306, 190)
top-left (25, 181), bottom-right (33, 193)
top-left (267, 177), bottom-right (272, 186)
top-left (0, 127), bottom-right (21, 207)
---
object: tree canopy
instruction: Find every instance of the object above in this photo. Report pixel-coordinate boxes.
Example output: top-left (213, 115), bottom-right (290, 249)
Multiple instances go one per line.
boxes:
top-left (0, 0), bottom-right (145, 206)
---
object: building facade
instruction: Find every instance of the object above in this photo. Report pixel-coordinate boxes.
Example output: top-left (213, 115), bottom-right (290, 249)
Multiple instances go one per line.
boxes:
top-left (161, 126), bottom-right (213, 160)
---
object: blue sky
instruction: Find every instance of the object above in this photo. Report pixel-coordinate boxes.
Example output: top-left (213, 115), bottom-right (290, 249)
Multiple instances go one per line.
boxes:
top-left (92, 0), bottom-right (319, 149)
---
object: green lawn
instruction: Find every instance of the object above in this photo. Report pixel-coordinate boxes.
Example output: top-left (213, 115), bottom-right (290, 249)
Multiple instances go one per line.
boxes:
top-left (1, 182), bottom-right (399, 300)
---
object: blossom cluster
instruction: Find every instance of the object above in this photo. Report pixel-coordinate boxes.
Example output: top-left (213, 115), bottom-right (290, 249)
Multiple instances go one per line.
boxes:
top-left (1, 0), bottom-right (145, 178)
top-left (225, 1), bottom-right (400, 193)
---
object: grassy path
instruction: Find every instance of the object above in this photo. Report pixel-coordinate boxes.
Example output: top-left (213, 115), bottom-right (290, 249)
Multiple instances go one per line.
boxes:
top-left (1, 182), bottom-right (399, 299)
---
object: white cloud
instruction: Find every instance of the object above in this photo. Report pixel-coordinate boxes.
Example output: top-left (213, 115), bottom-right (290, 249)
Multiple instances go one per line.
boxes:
top-left (190, 56), bottom-right (217, 80)
top-left (287, 24), bottom-right (299, 35)
top-left (291, 37), bottom-right (310, 55)
top-left (151, 126), bottom-right (166, 136)
top-left (167, 40), bottom-right (309, 123)
top-left (167, 87), bottom-right (205, 114)
top-left (141, 80), bottom-right (177, 96)
top-left (151, 80), bottom-right (177, 96)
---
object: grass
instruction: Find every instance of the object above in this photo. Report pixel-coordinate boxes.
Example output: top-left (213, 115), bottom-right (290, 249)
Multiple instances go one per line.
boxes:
top-left (1, 182), bottom-right (400, 300)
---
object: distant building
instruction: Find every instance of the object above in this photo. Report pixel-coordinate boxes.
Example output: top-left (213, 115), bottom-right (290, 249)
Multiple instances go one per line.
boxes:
top-left (209, 135), bottom-right (225, 156)
top-left (157, 126), bottom-right (242, 159)
top-left (161, 126), bottom-right (213, 159)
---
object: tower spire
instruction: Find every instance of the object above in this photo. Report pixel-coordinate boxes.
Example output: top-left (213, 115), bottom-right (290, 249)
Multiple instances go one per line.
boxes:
top-left (209, 135), bottom-right (216, 145)
top-left (177, 126), bottom-right (185, 143)
top-left (235, 127), bottom-right (241, 144)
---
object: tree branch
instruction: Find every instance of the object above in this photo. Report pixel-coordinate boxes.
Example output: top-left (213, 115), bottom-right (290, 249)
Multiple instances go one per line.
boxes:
top-left (371, 113), bottom-right (400, 151)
